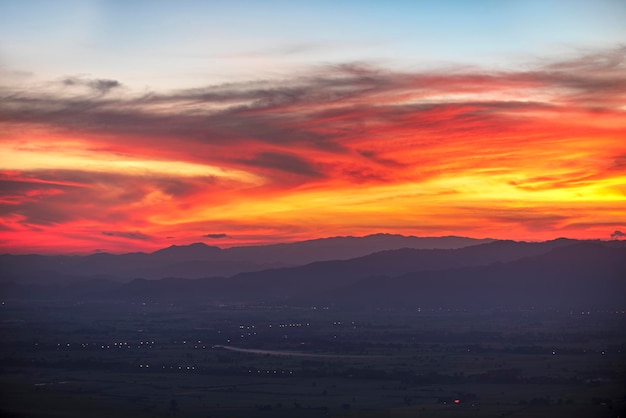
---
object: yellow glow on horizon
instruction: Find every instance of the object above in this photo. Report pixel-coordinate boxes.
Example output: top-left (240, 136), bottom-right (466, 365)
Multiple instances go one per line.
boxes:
top-left (146, 167), bottom-right (624, 233)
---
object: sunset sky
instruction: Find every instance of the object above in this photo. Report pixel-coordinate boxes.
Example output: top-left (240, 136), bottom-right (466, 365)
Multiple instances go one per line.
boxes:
top-left (1, 0), bottom-right (625, 254)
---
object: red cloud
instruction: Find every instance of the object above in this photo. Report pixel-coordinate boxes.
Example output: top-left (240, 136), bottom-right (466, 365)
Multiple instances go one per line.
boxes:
top-left (1, 47), bottom-right (625, 253)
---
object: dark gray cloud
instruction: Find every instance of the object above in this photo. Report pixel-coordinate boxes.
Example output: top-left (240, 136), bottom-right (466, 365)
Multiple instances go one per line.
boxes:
top-left (102, 231), bottom-right (152, 241)
top-left (358, 150), bottom-right (404, 168)
top-left (203, 233), bottom-right (231, 239)
top-left (62, 76), bottom-right (122, 94)
top-left (232, 151), bottom-right (323, 178)
top-left (240, 151), bottom-right (323, 178)
top-left (340, 167), bottom-right (389, 183)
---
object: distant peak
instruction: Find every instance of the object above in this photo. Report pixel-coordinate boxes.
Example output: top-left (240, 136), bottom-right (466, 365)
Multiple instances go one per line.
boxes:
top-left (364, 233), bottom-right (403, 238)
top-left (152, 242), bottom-right (221, 254)
top-left (187, 242), bottom-right (211, 248)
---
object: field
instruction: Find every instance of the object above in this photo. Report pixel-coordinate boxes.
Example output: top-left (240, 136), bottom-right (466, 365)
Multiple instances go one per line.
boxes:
top-left (1, 300), bottom-right (625, 417)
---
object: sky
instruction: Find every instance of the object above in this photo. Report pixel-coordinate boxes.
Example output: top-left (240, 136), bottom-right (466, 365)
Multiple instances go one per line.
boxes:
top-left (1, 0), bottom-right (625, 254)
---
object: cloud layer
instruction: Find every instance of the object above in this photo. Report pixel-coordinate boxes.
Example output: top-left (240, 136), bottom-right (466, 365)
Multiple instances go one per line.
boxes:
top-left (1, 47), bottom-right (625, 253)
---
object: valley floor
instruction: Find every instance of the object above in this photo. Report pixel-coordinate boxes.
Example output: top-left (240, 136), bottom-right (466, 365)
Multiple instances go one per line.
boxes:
top-left (1, 301), bottom-right (625, 417)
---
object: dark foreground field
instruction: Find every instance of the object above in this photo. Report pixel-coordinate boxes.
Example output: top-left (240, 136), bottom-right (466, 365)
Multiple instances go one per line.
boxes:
top-left (1, 300), bottom-right (625, 418)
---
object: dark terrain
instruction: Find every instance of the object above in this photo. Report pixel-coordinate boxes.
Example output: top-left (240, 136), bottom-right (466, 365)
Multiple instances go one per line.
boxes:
top-left (1, 235), bottom-right (625, 417)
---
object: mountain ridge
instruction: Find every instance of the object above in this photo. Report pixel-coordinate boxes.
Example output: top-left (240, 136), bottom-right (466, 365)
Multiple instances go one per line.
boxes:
top-left (0, 234), bottom-right (494, 283)
top-left (3, 239), bottom-right (624, 310)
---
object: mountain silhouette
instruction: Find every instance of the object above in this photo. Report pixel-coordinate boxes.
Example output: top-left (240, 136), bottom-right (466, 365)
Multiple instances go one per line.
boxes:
top-left (201, 238), bottom-right (585, 299)
top-left (325, 242), bottom-right (626, 309)
top-left (3, 238), bottom-right (624, 311)
top-left (0, 234), bottom-right (492, 283)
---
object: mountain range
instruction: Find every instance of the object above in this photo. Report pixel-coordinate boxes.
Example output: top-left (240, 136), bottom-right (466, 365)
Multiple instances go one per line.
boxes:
top-left (1, 235), bottom-right (625, 309)
top-left (0, 234), bottom-right (493, 283)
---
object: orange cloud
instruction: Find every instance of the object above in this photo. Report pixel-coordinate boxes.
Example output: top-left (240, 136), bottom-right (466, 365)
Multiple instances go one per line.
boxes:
top-left (1, 48), bottom-right (625, 253)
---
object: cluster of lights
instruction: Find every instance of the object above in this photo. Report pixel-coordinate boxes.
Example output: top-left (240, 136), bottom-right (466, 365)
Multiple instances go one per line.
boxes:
top-left (248, 369), bottom-right (294, 375)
